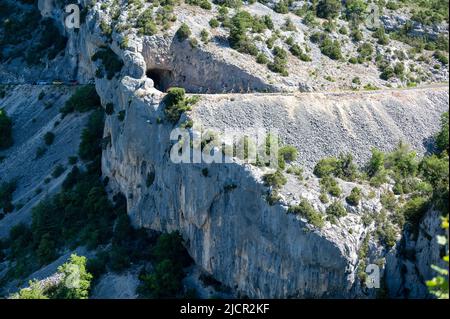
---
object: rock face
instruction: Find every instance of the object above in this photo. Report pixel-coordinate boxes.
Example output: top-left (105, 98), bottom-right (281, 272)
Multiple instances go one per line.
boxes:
top-left (2, 0), bottom-right (448, 299)
top-left (99, 76), bottom-right (448, 298)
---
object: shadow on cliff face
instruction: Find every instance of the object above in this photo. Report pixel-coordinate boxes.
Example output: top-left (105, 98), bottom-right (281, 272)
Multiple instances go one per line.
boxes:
top-left (143, 38), bottom-right (277, 94)
top-left (146, 68), bottom-right (174, 92)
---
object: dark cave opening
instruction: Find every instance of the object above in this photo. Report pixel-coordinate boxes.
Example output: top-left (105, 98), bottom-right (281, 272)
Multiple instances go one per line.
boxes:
top-left (146, 68), bottom-right (174, 92)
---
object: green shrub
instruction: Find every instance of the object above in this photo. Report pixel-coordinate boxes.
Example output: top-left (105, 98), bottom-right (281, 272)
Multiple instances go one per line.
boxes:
top-left (60, 85), bottom-right (101, 116)
top-left (279, 145), bottom-right (298, 163)
top-left (435, 112), bottom-right (449, 154)
top-left (51, 164), bottom-right (65, 178)
top-left (385, 142), bottom-right (418, 178)
top-left (256, 53), bottom-right (269, 64)
top-left (290, 44), bottom-right (312, 61)
top-left (380, 191), bottom-right (397, 211)
top-left (320, 35), bottom-right (342, 60)
top-left (314, 154), bottom-right (358, 181)
top-left (10, 280), bottom-right (48, 299)
top-left (228, 11), bottom-right (260, 56)
top-left (274, 0), bottom-right (289, 14)
top-left (209, 18), bottom-right (219, 28)
top-left (401, 196), bottom-right (429, 228)
top-left (200, 29), bottom-right (209, 43)
top-left (314, 157), bottom-right (339, 177)
top-left (78, 110), bottom-right (105, 162)
top-left (35, 146), bottom-right (47, 159)
top-left (346, 187), bottom-right (362, 206)
top-left (357, 42), bottom-right (373, 61)
top-left (316, 0), bottom-right (342, 19)
top-left (373, 27), bottom-right (389, 45)
top-left (43, 132), bottom-right (55, 146)
top-left (434, 51), bottom-right (449, 65)
top-left (176, 23), bottom-right (191, 41)
top-left (394, 62), bottom-right (405, 77)
top-left (351, 28), bottom-right (363, 42)
top-left (118, 110), bottom-right (126, 122)
top-left (376, 222), bottom-right (397, 248)
top-left (163, 87), bottom-right (199, 123)
top-left (105, 103), bottom-right (114, 115)
top-left (344, 0), bottom-right (367, 22)
top-left (326, 200), bottom-right (347, 220)
top-left (52, 254), bottom-right (93, 299)
top-left (263, 170), bottom-right (287, 189)
top-left (286, 165), bottom-right (303, 179)
top-left (320, 176), bottom-right (342, 197)
top-left (0, 108), bottom-right (13, 149)
top-left (0, 180), bottom-right (16, 214)
top-left (288, 200), bottom-right (324, 228)
top-left (13, 254), bottom-right (94, 299)
top-left (366, 148), bottom-right (385, 177)
top-left (136, 9), bottom-right (158, 36)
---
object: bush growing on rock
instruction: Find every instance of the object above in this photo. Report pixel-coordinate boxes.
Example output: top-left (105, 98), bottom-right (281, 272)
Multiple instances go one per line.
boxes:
top-left (78, 110), bottom-right (105, 162)
top-left (0, 180), bottom-right (16, 214)
top-left (51, 164), bottom-right (65, 179)
top-left (320, 176), bottom-right (342, 197)
top-left (373, 27), bottom-right (389, 45)
top-left (209, 18), bottom-right (219, 28)
top-left (290, 44), bottom-right (312, 61)
top-left (314, 153), bottom-right (358, 181)
top-left (228, 11), bottom-right (260, 56)
top-left (326, 200), bottom-right (347, 220)
top-left (435, 112), bottom-right (449, 154)
top-left (278, 145), bottom-right (298, 163)
top-left (136, 8), bottom-right (158, 36)
top-left (311, 33), bottom-right (342, 60)
top-left (256, 53), bottom-right (269, 64)
top-left (60, 85), bottom-right (101, 116)
top-left (263, 170), bottom-right (287, 189)
top-left (163, 87), bottom-right (199, 123)
top-left (316, 0), bottom-right (342, 19)
top-left (0, 108), bottom-right (13, 149)
top-left (43, 132), bottom-right (55, 146)
top-left (288, 200), bottom-right (324, 228)
top-left (344, 0), bottom-right (367, 22)
top-left (176, 23), bottom-right (192, 41)
top-left (274, 0), bottom-right (289, 14)
top-left (346, 187), bottom-right (362, 206)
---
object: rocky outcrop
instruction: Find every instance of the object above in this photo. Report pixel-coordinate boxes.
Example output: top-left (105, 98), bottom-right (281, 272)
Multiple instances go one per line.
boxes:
top-left (2, 0), bottom-right (448, 299)
top-left (98, 75), bottom-right (448, 298)
top-left (380, 14), bottom-right (448, 40)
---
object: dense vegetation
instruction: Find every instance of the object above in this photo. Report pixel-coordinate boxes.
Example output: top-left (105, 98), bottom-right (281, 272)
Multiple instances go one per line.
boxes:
top-left (0, 180), bottom-right (16, 217)
top-left (10, 254), bottom-right (93, 299)
top-left (137, 232), bottom-right (192, 298)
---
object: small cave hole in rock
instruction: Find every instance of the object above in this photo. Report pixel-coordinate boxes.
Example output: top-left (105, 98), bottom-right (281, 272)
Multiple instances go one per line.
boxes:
top-left (146, 68), bottom-right (174, 92)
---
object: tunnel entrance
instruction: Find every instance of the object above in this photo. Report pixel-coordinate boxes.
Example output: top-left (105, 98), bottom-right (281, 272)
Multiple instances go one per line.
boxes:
top-left (146, 68), bottom-right (174, 92)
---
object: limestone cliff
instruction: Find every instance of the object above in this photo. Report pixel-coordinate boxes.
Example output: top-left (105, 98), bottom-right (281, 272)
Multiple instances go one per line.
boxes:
top-left (1, 0), bottom-right (448, 299)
